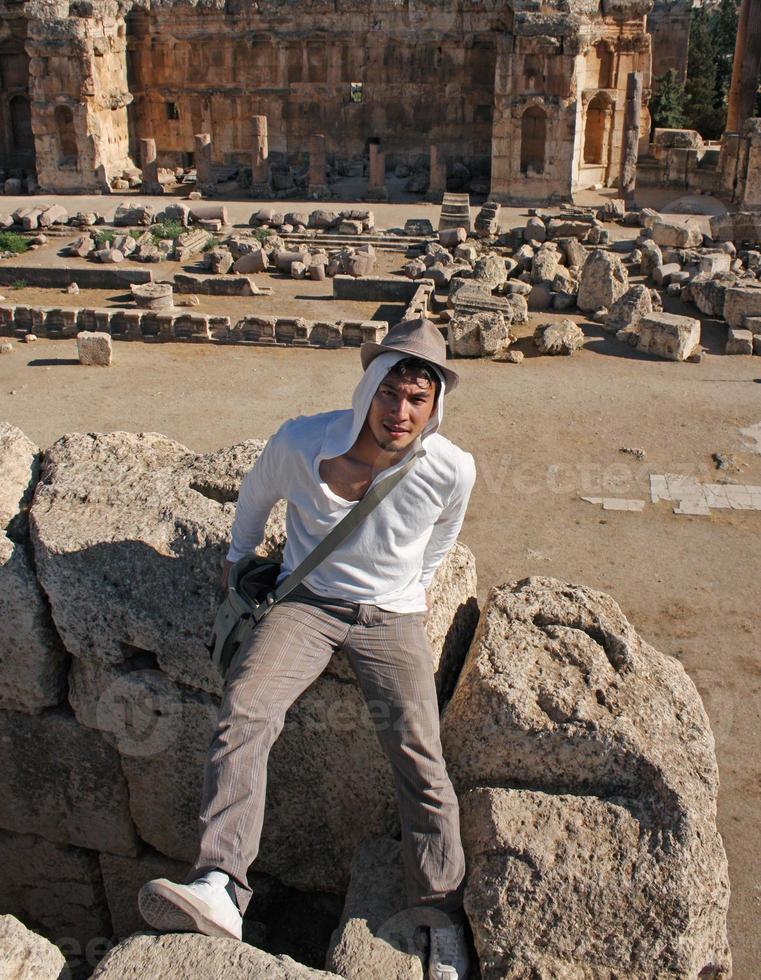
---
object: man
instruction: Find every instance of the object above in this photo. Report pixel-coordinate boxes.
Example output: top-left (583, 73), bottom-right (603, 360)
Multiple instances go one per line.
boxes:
top-left (139, 318), bottom-right (476, 980)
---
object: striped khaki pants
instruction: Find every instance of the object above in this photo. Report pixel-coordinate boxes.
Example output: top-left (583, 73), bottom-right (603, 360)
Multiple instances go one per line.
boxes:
top-left (189, 585), bottom-right (466, 915)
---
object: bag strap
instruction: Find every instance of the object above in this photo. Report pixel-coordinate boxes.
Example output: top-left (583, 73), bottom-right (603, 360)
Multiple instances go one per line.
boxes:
top-left (268, 452), bottom-right (418, 606)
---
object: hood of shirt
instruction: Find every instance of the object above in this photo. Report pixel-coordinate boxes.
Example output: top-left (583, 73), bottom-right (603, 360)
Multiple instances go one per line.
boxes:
top-left (313, 350), bottom-right (445, 478)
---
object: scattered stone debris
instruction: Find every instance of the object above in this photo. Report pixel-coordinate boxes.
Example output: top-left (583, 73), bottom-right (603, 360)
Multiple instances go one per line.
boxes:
top-left (493, 348), bottom-right (523, 364)
top-left (0, 342), bottom-right (13, 355)
top-left (620, 447), bottom-right (646, 460)
top-left (712, 453), bottom-right (742, 472)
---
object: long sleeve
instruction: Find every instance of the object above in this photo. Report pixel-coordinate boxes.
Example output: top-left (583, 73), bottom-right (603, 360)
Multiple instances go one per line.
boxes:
top-left (419, 452), bottom-right (476, 588)
top-left (226, 431), bottom-right (285, 563)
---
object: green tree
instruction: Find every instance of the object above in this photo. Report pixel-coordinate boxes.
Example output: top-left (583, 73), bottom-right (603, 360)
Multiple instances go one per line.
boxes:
top-left (684, 8), bottom-right (723, 138)
top-left (713, 0), bottom-right (739, 106)
top-left (650, 69), bottom-right (686, 134)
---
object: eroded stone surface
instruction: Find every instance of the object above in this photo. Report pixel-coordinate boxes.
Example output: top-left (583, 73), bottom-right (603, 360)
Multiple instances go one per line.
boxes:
top-left (90, 933), bottom-right (341, 979)
top-left (577, 250), bottom-right (628, 313)
top-left (0, 914), bottom-right (69, 980)
top-left (0, 829), bottom-right (112, 959)
top-left (442, 577), bottom-right (731, 979)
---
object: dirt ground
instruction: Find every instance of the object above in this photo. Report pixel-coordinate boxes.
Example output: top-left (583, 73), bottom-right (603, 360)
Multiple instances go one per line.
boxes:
top-left (1, 191), bottom-right (759, 976)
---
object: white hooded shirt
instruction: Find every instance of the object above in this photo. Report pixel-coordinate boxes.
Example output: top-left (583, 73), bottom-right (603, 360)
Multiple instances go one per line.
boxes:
top-left (226, 350), bottom-right (476, 613)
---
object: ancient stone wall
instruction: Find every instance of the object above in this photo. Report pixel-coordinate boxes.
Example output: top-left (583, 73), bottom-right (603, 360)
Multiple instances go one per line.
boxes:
top-left (646, 0), bottom-right (690, 83)
top-left (0, 2), bottom-right (34, 174)
top-left (490, 1), bottom-right (652, 203)
top-left (24, 0), bottom-right (134, 192)
top-left (125, 0), bottom-right (501, 174)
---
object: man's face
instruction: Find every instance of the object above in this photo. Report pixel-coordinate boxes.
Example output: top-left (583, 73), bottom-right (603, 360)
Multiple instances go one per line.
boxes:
top-left (365, 369), bottom-right (438, 454)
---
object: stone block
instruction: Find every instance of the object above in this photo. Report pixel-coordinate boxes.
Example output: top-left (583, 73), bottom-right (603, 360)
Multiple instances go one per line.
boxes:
top-left (726, 327), bottom-right (753, 355)
top-left (174, 273), bottom-right (259, 296)
top-left (208, 249), bottom-right (234, 275)
top-left (637, 312), bottom-right (700, 361)
top-left (114, 203), bottom-right (155, 227)
top-left (0, 709), bottom-right (137, 854)
top-left (338, 219), bottom-right (363, 235)
top-left (232, 249), bottom-right (268, 274)
top-left (530, 244), bottom-right (560, 284)
top-left (652, 262), bottom-right (682, 287)
top-left (131, 283), bottom-right (173, 311)
top-left (448, 311), bottom-right (514, 358)
top-left (0, 914), bottom-right (68, 980)
top-left (533, 319), bottom-right (585, 355)
top-left (77, 331), bottom-right (112, 366)
top-left (687, 272), bottom-right (738, 317)
top-left (723, 284), bottom-right (761, 329)
top-left (577, 250), bottom-right (628, 313)
top-left (442, 577), bottom-right (730, 979)
top-left (97, 248), bottom-right (124, 264)
top-left (0, 830), bottom-right (111, 969)
top-left (38, 205), bottom-right (68, 228)
top-left (439, 227), bottom-right (467, 248)
top-left (650, 218), bottom-right (702, 248)
top-left (699, 252), bottom-right (732, 276)
top-left (91, 933), bottom-right (341, 979)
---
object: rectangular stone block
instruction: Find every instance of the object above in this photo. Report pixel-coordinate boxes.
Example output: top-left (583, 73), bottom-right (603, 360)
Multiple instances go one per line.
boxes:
top-left (637, 312), bottom-right (700, 361)
top-left (174, 273), bottom-right (259, 296)
top-left (77, 331), bottom-right (113, 366)
top-left (723, 285), bottom-right (761, 329)
top-left (0, 709), bottom-right (138, 854)
top-left (726, 328), bottom-right (753, 355)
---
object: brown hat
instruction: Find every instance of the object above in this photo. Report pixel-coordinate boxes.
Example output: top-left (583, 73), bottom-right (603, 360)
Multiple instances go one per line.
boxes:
top-left (360, 317), bottom-right (460, 392)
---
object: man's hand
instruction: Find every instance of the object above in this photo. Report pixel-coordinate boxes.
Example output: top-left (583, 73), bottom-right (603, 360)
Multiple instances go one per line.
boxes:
top-left (221, 559), bottom-right (233, 592)
top-left (424, 590), bottom-right (433, 624)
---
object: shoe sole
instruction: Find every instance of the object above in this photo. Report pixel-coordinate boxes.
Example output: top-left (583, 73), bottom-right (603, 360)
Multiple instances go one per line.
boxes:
top-left (138, 880), bottom-right (241, 940)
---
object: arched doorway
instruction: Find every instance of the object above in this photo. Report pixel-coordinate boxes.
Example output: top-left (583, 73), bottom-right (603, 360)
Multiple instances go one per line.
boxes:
top-left (9, 95), bottom-right (34, 169)
top-left (54, 105), bottom-right (78, 167)
top-left (584, 92), bottom-right (610, 166)
top-left (520, 106), bottom-right (546, 174)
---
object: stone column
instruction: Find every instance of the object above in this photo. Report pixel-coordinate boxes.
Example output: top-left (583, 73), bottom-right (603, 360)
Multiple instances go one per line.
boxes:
top-left (139, 138), bottom-right (163, 195)
top-left (251, 115), bottom-right (269, 196)
top-left (428, 145), bottom-right (446, 201)
top-left (309, 133), bottom-right (328, 195)
top-left (727, 0), bottom-right (761, 133)
top-left (194, 133), bottom-right (214, 195)
top-left (618, 72), bottom-right (642, 207)
top-left (368, 143), bottom-right (385, 188)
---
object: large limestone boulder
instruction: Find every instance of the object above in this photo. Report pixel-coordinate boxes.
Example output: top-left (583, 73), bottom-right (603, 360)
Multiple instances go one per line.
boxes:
top-left (0, 914), bottom-right (69, 980)
top-left (29, 433), bottom-right (274, 696)
top-left (0, 424), bottom-right (67, 714)
top-left (603, 283), bottom-right (652, 334)
top-left (576, 249), bottom-right (628, 313)
top-left (441, 577), bottom-right (731, 980)
top-left (0, 709), bottom-right (138, 854)
top-left (326, 838), bottom-right (426, 980)
top-left (533, 319), bottom-right (584, 356)
top-left (685, 271), bottom-right (738, 317)
top-left (650, 218), bottom-right (702, 249)
top-left (723, 282), bottom-right (761, 329)
top-left (90, 933), bottom-right (341, 979)
top-left (0, 830), bottom-right (112, 961)
top-left (462, 787), bottom-right (728, 980)
top-left (637, 311), bottom-right (700, 361)
top-left (448, 310), bottom-right (515, 358)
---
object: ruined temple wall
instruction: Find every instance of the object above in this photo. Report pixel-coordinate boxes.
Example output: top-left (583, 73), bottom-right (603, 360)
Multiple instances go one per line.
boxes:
top-left (490, 5), bottom-right (651, 204)
top-left (25, 0), bottom-right (134, 192)
top-left (125, 0), bottom-right (504, 170)
top-left (646, 0), bottom-right (690, 82)
top-left (0, 3), bottom-right (34, 173)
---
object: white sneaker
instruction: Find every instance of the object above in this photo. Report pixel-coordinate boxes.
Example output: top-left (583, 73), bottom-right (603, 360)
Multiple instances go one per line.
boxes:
top-left (138, 869), bottom-right (243, 940)
top-left (429, 918), bottom-right (469, 980)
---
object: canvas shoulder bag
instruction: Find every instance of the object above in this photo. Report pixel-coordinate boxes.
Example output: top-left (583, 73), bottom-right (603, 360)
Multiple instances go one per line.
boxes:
top-left (208, 454), bottom-right (417, 677)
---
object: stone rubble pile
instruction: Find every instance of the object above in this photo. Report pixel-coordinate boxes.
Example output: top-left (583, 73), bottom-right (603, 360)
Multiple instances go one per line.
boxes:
top-left (0, 422), bottom-right (478, 976)
top-left (0, 424), bottom-right (732, 979)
